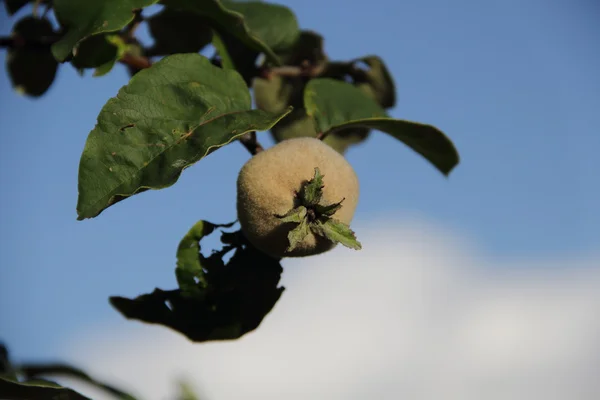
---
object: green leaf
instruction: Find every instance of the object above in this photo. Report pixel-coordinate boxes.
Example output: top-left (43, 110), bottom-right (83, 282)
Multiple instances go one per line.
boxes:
top-left (51, 0), bottom-right (159, 61)
top-left (7, 16), bottom-right (58, 97)
top-left (353, 56), bottom-right (396, 109)
top-left (305, 78), bottom-right (460, 175)
top-left (110, 241), bottom-right (284, 342)
top-left (76, 53), bottom-right (292, 220)
top-left (71, 34), bottom-right (127, 77)
top-left (286, 217), bottom-right (310, 252)
top-left (276, 206), bottom-right (307, 223)
top-left (0, 376), bottom-right (91, 400)
top-left (314, 198), bottom-right (344, 217)
top-left (311, 219), bottom-right (362, 250)
top-left (300, 167), bottom-right (324, 207)
top-left (146, 8), bottom-right (213, 56)
top-left (162, 0), bottom-right (300, 65)
top-left (176, 220), bottom-right (234, 296)
top-left (17, 364), bottom-right (137, 400)
top-left (212, 29), bottom-right (259, 84)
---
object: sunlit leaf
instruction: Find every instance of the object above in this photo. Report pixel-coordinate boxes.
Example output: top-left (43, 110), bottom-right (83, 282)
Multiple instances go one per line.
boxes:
top-left (305, 78), bottom-right (460, 175)
top-left (76, 53), bottom-right (291, 220)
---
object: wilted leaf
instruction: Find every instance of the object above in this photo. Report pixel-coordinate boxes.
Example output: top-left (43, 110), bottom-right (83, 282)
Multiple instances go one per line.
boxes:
top-left (163, 0), bottom-right (300, 65)
top-left (176, 220), bottom-right (234, 296)
top-left (305, 78), bottom-right (460, 175)
top-left (51, 0), bottom-right (159, 61)
top-left (146, 8), bottom-right (213, 56)
top-left (0, 376), bottom-right (91, 400)
top-left (76, 53), bottom-right (291, 220)
top-left (6, 16), bottom-right (58, 97)
top-left (17, 364), bottom-right (137, 400)
top-left (111, 240), bottom-right (284, 342)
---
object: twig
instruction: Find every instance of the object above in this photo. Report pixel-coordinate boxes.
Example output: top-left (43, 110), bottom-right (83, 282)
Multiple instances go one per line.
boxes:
top-left (239, 132), bottom-right (264, 155)
top-left (119, 53), bottom-right (152, 70)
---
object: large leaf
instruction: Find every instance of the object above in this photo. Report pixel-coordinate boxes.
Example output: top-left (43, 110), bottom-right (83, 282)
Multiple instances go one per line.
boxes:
top-left (0, 376), bottom-right (91, 400)
top-left (6, 17), bottom-right (58, 97)
top-left (146, 8), bottom-right (213, 56)
top-left (51, 0), bottom-right (159, 61)
top-left (111, 230), bottom-right (284, 342)
top-left (163, 0), bottom-right (300, 65)
top-left (76, 53), bottom-right (291, 220)
top-left (305, 78), bottom-right (460, 175)
top-left (17, 364), bottom-right (137, 400)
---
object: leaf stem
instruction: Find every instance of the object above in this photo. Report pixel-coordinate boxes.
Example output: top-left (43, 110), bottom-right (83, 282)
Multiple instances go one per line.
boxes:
top-left (239, 132), bottom-right (264, 155)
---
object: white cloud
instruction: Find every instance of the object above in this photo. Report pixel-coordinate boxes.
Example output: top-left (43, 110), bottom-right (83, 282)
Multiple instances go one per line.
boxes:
top-left (59, 216), bottom-right (600, 400)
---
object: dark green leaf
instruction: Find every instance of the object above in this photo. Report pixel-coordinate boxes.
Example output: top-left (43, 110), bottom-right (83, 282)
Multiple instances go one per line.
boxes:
top-left (17, 364), bottom-right (137, 400)
top-left (7, 16), bottom-right (58, 97)
top-left (305, 78), bottom-right (460, 175)
top-left (0, 343), bottom-right (15, 379)
top-left (163, 0), bottom-right (300, 65)
top-left (176, 220), bottom-right (234, 296)
top-left (110, 242), bottom-right (284, 342)
top-left (0, 376), bottom-right (91, 400)
top-left (211, 30), bottom-right (258, 84)
top-left (51, 0), bottom-right (159, 61)
top-left (71, 34), bottom-right (127, 77)
top-left (146, 8), bottom-right (213, 56)
top-left (300, 167), bottom-right (324, 207)
top-left (353, 56), bottom-right (396, 109)
top-left (276, 206), bottom-right (307, 223)
top-left (76, 53), bottom-right (291, 220)
top-left (311, 219), bottom-right (362, 250)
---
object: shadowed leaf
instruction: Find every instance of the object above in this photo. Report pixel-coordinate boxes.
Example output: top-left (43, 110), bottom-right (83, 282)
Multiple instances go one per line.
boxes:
top-left (17, 364), bottom-right (137, 400)
top-left (147, 8), bottom-right (213, 56)
top-left (51, 0), bottom-right (159, 61)
top-left (76, 53), bottom-right (291, 220)
top-left (71, 34), bottom-right (127, 77)
top-left (0, 376), bottom-right (91, 400)
top-left (163, 0), bottom-right (300, 66)
top-left (111, 238), bottom-right (284, 342)
top-left (7, 17), bottom-right (58, 97)
top-left (305, 78), bottom-right (460, 175)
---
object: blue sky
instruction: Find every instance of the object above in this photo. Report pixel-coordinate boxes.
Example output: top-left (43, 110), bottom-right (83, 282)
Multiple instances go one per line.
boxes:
top-left (0, 0), bottom-right (598, 367)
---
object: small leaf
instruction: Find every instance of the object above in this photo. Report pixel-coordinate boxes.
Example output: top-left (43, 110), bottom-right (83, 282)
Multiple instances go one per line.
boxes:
top-left (176, 220), bottom-right (234, 296)
top-left (353, 56), bottom-right (396, 109)
top-left (305, 78), bottom-right (460, 175)
top-left (0, 376), bottom-right (91, 400)
top-left (276, 206), bottom-right (307, 224)
top-left (314, 198), bottom-right (344, 217)
top-left (76, 53), bottom-right (292, 220)
top-left (163, 0), bottom-right (300, 66)
top-left (17, 364), bottom-right (137, 400)
top-left (71, 34), bottom-right (127, 77)
top-left (146, 8), bottom-right (213, 56)
top-left (51, 0), bottom-right (159, 61)
top-left (286, 217), bottom-right (310, 252)
top-left (311, 219), bottom-right (362, 250)
top-left (7, 16), bottom-right (58, 97)
top-left (300, 167), bottom-right (324, 207)
top-left (110, 242), bottom-right (284, 342)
